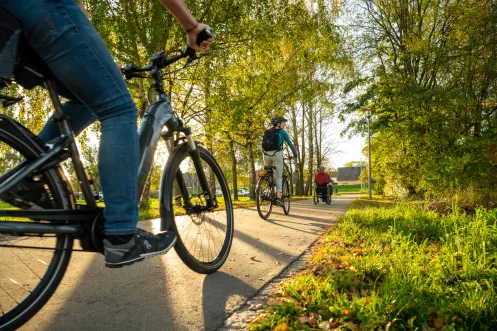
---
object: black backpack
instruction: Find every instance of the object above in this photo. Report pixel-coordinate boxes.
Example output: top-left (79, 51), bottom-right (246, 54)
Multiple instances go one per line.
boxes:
top-left (262, 128), bottom-right (281, 151)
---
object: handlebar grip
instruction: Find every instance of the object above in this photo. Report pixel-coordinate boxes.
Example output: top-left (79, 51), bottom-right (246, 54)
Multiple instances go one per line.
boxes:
top-left (196, 27), bottom-right (214, 46)
top-left (184, 27), bottom-right (215, 58)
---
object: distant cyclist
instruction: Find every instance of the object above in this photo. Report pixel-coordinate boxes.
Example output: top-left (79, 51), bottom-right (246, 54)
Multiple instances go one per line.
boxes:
top-left (0, 0), bottom-right (213, 268)
top-left (261, 116), bottom-right (297, 206)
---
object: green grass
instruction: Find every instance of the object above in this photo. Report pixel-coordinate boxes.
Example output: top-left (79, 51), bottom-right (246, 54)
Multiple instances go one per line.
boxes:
top-left (0, 200), bottom-right (31, 221)
top-left (333, 184), bottom-right (371, 194)
top-left (249, 196), bottom-right (497, 330)
top-left (0, 201), bottom-right (17, 210)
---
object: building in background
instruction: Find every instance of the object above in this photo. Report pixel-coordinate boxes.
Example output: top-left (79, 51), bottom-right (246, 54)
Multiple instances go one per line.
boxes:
top-left (336, 166), bottom-right (364, 184)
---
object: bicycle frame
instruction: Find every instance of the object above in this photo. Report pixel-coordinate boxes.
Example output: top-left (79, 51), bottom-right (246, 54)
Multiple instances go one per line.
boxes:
top-left (0, 53), bottom-right (215, 239)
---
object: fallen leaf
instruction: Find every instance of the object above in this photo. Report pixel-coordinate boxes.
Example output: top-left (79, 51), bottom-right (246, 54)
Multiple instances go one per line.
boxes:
top-left (308, 317), bottom-right (318, 326)
top-left (429, 316), bottom-right (445, 329)
top-left (273, 323), bottom-right (289, 331)
top-left (318, 321), bottom-right (331, 329)
top-left (266, 297), bottom-right (278, 306)
top-left (345, 321), bottom-right (359, 330)
top-left (298, 316), bottom-right (310, 324)
top-left (328, 318), bottom-right (340, 328)
top-left (250, 256), bottom-right (257, 260)
top-left (311, 312), bottom-right (320, 319)
top-left (343, 308), bottom-right (351, 316)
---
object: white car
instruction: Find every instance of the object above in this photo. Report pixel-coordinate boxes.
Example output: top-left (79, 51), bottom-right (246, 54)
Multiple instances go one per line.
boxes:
top-left (237, 188), bottom-right (250, 197)
top-left (215, 188), bottom-right (222, 196)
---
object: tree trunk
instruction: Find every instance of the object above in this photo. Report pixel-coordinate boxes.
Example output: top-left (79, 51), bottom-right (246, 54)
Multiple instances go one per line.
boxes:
top-left (230, 140), bottom-right (239, 200)
top-left (305, 103), bottom-right (314, 196)
top-left (139, 173), bottom-right (152, 210)
top-left (315, 107), bottom-right (322, 167)
top-left (299, 105), bottom-right (306, 195)
top-left (290, 106), bottom-right (301, 196)
top-left (247, 142), bottom-right (257, 200)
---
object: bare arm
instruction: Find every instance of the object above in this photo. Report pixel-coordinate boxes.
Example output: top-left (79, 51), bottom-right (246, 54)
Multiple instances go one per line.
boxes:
top-left (159, 0), bottom-right (197, 30)
top-left (159, 0), bottom-right (214, 52)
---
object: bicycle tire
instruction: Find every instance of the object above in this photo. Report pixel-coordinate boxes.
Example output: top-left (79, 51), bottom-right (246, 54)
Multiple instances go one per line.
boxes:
top-left (256, 177), bottom-right (273, 220)
top-left (162, 143), bottom-right (233, 274)
top-left (282, 178), bottom-right (290, 215)
top-left (0, 118), bottom-right (74, 330)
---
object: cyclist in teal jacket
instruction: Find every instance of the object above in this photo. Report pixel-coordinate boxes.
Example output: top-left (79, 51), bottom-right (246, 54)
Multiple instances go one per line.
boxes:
top-left (263, 116), bottom-right (298, 206)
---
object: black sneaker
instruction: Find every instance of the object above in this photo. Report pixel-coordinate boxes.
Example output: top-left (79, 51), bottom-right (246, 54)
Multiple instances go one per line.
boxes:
top-left (275, 198), bottom-right (284, 207)
top-left (103, 230), bottom-right (177, 268)
top-left (0, 177), bottom-right (52, 210)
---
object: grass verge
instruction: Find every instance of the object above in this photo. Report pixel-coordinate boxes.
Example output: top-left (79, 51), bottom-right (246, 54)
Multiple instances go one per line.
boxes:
top-left (249, 196), bottom-right (497, 330)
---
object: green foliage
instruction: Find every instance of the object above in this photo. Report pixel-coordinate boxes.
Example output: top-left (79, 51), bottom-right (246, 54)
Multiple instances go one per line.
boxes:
top-left (250, 198), bottom-right (497, 330)
top-left (3, 0), bottom-right (352, 201)
top-left (342, 0), bottom-right (497, 204)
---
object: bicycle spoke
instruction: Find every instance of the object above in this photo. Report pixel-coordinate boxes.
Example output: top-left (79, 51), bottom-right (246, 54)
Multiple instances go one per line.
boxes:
top-left (0, 281), bottom-right (22, 306)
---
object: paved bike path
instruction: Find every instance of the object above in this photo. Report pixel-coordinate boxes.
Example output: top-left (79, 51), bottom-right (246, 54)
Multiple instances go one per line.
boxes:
top-left (21, 195), bottom-right (359, 331)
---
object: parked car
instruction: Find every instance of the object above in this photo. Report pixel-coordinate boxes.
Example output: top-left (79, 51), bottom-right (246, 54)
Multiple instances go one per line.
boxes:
top-left (93, 191), bottom-right (104, 201)
top-left (237, 188), bottom-right (250, 197)
top-left (215, 188), bottom-right (223, 196)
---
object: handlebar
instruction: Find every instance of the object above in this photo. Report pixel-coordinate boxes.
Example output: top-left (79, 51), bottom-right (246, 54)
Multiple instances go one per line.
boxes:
top-left (121, 27), bottom-right (214, 79)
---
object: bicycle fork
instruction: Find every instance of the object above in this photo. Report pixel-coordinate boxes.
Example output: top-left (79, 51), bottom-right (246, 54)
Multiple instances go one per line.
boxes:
top-left (186, 135), bottom-right (216, 210)
top-left (164, 130), bottom-right (216, 211)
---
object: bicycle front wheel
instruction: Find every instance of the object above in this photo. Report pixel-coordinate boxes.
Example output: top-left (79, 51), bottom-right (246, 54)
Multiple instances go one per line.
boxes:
top-left (163, 143), bottom-right (233, 274)
top-left (256, 177), bottom-right (273, 220)
top-left (0, 117), bottom-right (74, 330)
top-left (282, 179), bottom-right (290, 215)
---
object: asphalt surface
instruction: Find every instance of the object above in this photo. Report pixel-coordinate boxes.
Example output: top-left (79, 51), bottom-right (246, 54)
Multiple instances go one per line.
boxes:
top-left (21, 195), bottom-right (359, 331)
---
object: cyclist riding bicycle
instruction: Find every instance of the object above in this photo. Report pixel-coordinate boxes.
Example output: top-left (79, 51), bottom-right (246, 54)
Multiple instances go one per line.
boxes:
top-left (0, 0), bottom-right (214, 268)
top-left (262, 116), bottom-right (298, 206)
top-left (314, 166), bottom-right (332, 196)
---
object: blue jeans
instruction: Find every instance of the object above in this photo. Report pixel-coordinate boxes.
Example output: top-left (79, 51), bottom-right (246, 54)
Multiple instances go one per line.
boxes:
top-left (1, 0), bottom-right (139, 235)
